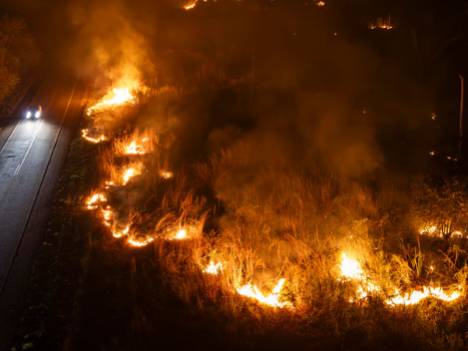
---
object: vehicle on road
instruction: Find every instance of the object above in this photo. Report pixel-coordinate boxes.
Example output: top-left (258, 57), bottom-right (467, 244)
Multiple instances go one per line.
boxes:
top-left (25, 105), bottom-right (42, 120)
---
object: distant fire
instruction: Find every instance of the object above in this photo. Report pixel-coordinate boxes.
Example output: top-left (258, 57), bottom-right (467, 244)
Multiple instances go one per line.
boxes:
top-left (369, 16), bottom-right (394, 31)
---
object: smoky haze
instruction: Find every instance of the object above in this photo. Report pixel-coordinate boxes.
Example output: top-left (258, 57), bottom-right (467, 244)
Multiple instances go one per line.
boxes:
top-left (2, 0), bottom-right (448, 210)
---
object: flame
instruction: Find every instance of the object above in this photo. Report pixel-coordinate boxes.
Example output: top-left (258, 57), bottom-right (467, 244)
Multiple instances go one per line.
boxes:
top-left (173, 228), bottom-right (188, 240)
top-left (386, 287), bottom-right (462, 306)
top-left (106, 162), bottom-right (144, 186)
top-left (315, 0), bottom-right (326, 7)
top-left (236, 278), bottom-right (292, 308)
top-left (340, 253), bottom-right (365, 280)
top-left (81, 129), bottom-right (108, 144)
top-left (419, 224), bottom-right (438, 236)
top-left (87, 87), bottom-right (137, 116)
top-left (203, 261), bottom-right (223, 275)
top-left (85, 192), bottom-right (107, 210)
top-left (122, 166), bottom-right (141, 185)
top-left (184, 0), bottom-right (199, 10)
top-left (101, 206), bottom-right (115, 227)
top-left (339, 252), bottom-right (463, 305)
top-left (112, 224), bottom-right (130, 239)
top-left (127, 236), bottom-right (155, 247)
top-left (114, 131), bottom-right (155, 156)
top-left (369, 16), bottom-right (394, 30)
top-left (159, 170), bottom-right (174, 179)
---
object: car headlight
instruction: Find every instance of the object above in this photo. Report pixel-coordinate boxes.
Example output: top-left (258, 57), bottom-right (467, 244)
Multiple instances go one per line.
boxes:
top-left (35, 110), bottom-right (41, 118)
top-left (26, 110), bottom-right (32, 119)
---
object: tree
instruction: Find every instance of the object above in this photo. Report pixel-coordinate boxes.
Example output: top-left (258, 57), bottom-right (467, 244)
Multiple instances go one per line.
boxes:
top-left (0, 16), bottom-right (39, 106)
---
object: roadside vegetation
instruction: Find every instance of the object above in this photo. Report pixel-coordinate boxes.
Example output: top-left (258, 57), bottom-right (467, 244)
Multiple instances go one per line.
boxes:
top-left (0, 16), bottom-right (38, 112)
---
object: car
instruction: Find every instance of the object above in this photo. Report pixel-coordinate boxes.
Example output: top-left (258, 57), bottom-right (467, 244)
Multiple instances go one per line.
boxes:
top-left (25, 105), bottom-right (42, 120)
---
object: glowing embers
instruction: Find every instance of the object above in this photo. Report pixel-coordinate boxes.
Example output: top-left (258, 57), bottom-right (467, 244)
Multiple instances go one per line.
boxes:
top-left (236, 278), bottom-right (292, 309)
top-left (369, 16), bottom-right (394, 31)
top-left (386, 286), bottom-right (463, 306)
top-left (114, 130), bottom-right (156, 156)
top-left (81, 128), bottom-right (108, 144)
top-left (87, 87), bottom-right (137, 116)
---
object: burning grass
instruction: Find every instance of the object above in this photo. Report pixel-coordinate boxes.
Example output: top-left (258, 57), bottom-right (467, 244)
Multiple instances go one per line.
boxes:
top-left (73, 79), bottom-right (468, 349)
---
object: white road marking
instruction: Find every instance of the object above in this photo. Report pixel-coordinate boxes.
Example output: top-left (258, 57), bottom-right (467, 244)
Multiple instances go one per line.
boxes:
top-left (0, 120), bottom-right (23, 155)
top-left (14, 121), bottom-right (43, 176)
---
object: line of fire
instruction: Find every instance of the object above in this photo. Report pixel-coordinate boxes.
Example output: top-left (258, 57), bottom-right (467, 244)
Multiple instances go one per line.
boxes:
top-left (0, 1), bottom-right (467, 350)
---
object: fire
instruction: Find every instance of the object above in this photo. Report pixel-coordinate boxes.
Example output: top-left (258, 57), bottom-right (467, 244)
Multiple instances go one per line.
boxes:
top-left (127, 236), bottom-right (155, 248)
top-left (173, 228), bottom-right (188, 240)
top-left (112, 224), bottom-right (130, 239)
top-left (105, 162), bottom-right (144, 187)
top-left (203, 261), bottom-right (223, 275)
top-left (81, 129), bottom-right (107, 144)
top-left (386, 286), bottom-right (462, 306)
top-left (369, 16), bottom-right (394, 31)
top-left (85, 192), bottom-right (107, 210)
top-left (419, 224), bottom-right (439, 237)
top-left (315, 0), bottom-right (326, 7)
top-left (159, 170), bottom-right (174, 179)
top-left (340, 253), bottom-right (365, 280)
top-left (236, 278), bottom-right (292, 309)
top-left (101, 207), bottom-right (115, 227)
top-left (122, 166), bottom-right (141, 185)
top-left (125, 140), bottom-right (144, 155)
top-left (114, 131), bottom-right (154, 156)
top-left (338, 252), bottom-right (463, 305)
top-left (87, 87), bottom-right (137, 116)
top-left (183, 0), bottom-right (198, 10)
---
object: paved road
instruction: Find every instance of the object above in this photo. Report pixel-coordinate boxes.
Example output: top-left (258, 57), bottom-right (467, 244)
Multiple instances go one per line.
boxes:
top-left (0, 80), bottom-right (84, 348)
